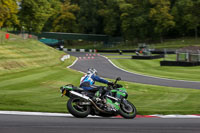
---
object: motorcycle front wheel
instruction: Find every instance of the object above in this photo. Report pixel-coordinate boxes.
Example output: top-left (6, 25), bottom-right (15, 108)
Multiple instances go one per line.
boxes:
top-left (119, 100), bottom-right (137, 119)
top-left (67, 98), bottom-right (91, 118)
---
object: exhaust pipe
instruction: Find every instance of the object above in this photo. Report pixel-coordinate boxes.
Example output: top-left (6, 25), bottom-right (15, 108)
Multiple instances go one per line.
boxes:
top-left (70, 91), bottom-right (110, 114)
top-left (70, 91), bottom-right (90, 100)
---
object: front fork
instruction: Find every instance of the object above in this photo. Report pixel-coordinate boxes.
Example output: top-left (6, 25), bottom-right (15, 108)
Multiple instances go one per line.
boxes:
top-left (122, 98), bottom-right (129, 106)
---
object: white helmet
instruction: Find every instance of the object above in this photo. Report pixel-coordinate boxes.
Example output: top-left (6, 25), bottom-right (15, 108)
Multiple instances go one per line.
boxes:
top-left (87, 68), bottom-right (97, 75)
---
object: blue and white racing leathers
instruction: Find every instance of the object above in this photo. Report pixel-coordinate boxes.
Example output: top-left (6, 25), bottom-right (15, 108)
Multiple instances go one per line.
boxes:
top-left (80, 73), bottom-right (108, 91)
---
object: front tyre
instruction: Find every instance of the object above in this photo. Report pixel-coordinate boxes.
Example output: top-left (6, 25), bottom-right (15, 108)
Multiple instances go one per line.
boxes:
top-left (67, 98), bottom-right (91, 118)
top-left (119, 100), bottom-right (137, 119)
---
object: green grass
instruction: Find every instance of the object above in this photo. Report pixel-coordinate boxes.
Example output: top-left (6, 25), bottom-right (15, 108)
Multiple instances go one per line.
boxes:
top-left (0, 63), bottom-right (81, 113)
top-left (0, 30), bottom-right (78, 112)
top-left (154, 38), bottom-right (200, 49)
top-left (1, 31), bottom-right (200, 115)
top-left (105, 54), bottom-right (200, 81)
top-left (0, 31), bottom-right (66, 75)
top-left (1, 68), bottom-right (200, 114)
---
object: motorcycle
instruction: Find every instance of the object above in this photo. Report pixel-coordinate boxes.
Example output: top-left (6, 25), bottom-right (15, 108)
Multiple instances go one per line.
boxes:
top-left (60, 77), bottom-right (137, 119)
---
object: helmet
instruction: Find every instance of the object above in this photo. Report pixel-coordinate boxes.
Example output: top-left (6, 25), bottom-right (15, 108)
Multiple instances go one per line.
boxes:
top-left (87, 68), bottom-right (97, 75)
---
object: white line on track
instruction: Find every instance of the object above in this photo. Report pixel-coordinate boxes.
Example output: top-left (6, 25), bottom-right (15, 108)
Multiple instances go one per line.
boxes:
top-left (101, 55), bottom-right (200, 83)
top-left (152, 114), bottom-right (200, 118)
top-left (0, 111), bottom-right (99, 118)
top-left (67, 57), bottom-right (86, 74)
top-left (67, 57), bottom-right (78, 68)
top-left (1, 111), bottom-right (200, 118)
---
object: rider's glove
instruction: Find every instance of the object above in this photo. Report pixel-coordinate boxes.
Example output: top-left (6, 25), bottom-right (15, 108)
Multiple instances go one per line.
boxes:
top-left (107, 82), bottom-right (114, 86)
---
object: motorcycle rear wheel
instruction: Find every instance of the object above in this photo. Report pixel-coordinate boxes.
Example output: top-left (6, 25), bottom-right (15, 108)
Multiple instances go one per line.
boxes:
top-left (119, 100), bottom-right (137, 119)
top-left (67, 98), bottom-right (91, 118)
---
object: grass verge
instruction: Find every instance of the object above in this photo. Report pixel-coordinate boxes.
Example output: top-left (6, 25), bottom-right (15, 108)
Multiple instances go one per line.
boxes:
top-left (1, 69), bottom-right (200, 115)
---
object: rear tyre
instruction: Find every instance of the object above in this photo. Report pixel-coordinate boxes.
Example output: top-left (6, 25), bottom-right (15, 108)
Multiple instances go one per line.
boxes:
top-left (119, 100), bottom-right (137, 119)
top-left (67, 98), bottom-right (91, 118)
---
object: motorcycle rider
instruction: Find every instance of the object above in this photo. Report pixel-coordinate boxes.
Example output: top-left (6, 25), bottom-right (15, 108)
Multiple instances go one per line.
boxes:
top-left (80, 68), bottom-right (113, 100)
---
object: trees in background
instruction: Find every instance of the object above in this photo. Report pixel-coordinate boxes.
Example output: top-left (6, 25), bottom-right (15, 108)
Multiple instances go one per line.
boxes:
top-left (149, 0), bottom-right (175, 42)
top-left (119, 0), bottom-right (149, 41)
top-left (0, 0), bottom-right (19, 30)
top-left (172, 0), bottom-right (200, 39)
top-left (98, 0), bottom-right (121, 36)
top-left (42, 0), bottom-right (62, 32)
top-left (72, 0), bottom-right (104, 34)
top-left (19, 0), bottom-right (55, 33)
top-left (1, 0), bottom-right (200, 41)
top-left (51, 0), bottom-right (80, 32)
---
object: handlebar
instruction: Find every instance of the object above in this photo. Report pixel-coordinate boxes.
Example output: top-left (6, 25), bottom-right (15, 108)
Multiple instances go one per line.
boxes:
top-left (108, 77), bottom-right (121, 89)
top-left (114, 77), bottom-right (121, 85)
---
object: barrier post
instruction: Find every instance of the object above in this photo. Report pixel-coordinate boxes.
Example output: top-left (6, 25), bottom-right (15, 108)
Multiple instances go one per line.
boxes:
top-left (5, 33), bottom-right (10, 39)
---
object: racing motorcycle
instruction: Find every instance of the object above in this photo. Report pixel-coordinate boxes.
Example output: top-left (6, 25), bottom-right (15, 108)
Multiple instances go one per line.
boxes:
top-left (60, 77), bottom-right (137, 119)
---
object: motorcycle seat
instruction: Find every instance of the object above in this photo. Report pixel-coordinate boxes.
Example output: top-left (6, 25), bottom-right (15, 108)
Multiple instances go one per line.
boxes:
top-left (73, 86), bottom-right (84, 92)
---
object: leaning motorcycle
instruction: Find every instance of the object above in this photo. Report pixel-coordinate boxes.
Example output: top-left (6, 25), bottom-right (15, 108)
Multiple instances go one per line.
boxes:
top-left (60, 77), bottom-right (137, 119)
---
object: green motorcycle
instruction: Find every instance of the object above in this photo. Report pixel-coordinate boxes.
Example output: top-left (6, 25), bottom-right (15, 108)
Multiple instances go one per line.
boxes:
top-left (60, 77), bottom-right (137, 119)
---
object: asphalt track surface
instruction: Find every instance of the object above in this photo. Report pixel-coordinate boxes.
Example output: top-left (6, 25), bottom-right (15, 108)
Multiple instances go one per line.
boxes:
top-left (1, 114), bottom-right (200, 133)
top-left (68, 52), bottom-right (200, 89)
